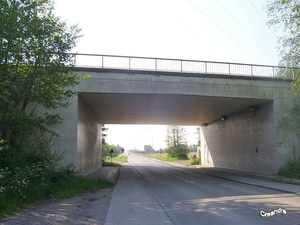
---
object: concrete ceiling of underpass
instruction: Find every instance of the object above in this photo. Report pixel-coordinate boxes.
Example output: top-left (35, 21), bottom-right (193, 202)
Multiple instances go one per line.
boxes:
top-left (79, 93), bottom-right (271, 125)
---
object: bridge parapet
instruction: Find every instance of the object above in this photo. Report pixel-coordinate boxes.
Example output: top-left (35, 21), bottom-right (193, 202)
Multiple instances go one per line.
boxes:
top-left (72, 53), bottom-right (296, 78)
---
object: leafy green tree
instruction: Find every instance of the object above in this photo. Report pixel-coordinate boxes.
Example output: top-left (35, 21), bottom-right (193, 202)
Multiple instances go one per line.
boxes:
top-left (266, 1), bottom-right (300, 122)
top-left (165, 125), bottom-right (189, 159)
top-left (102, 143), bottom-right (120, 158)
top-left (102, 124), bottom-right (108, 144)
top-left (0, 0), bottom-right (82, 150)
top-left (266, 1), bottom-right (300, 170)
top-left (266, 0), bottom-right (300, 85)
top-left (165, 125), bottom-right (187, 147)
top-left (196, 126), bottom-right (201, 146)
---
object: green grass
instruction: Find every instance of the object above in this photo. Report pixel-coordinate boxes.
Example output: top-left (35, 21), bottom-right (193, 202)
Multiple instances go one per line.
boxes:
top-left (278, 158), bottom-right (300, 179)
top-left (0, 170), bottom-right (113, 219)
top-left (102, 154), bottom-right (127, 167)
top-left (138, 153), bottom-right (178, 161)
top-left (139, 153), bottom-right (201, 166)
top-left (114, 154), bottom-right (128, 162)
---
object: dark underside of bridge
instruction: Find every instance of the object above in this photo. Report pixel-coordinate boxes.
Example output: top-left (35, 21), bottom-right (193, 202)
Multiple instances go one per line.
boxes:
top-left (79, 92), bottom-right (271, 125)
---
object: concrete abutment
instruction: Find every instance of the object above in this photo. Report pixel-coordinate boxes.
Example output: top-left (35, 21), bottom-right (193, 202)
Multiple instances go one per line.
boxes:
top-left (201, 102), bottom-right (277, 174)
top-left (52, 69), bottom-right (300, 175)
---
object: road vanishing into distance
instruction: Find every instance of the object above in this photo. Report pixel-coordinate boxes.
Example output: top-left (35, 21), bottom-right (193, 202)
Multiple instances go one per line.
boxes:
top-left (105, 154), bottom-right (300, 225)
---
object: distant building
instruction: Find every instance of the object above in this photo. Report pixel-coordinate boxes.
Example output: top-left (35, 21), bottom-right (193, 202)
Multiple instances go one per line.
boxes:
top-left (144, 145), bottom-right (155, 153)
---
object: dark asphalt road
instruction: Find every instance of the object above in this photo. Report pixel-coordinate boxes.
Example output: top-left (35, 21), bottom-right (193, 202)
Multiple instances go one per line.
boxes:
top-left (105, 154), bottom-right (300, 225)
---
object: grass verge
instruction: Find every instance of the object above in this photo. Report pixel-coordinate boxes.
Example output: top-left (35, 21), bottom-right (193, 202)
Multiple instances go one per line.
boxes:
top-left (137, 153), bottom-right (178, 161)
top-left (102, 154), bottom-right (128, 167)
top-left (0, 169), bottom-right (113, 219)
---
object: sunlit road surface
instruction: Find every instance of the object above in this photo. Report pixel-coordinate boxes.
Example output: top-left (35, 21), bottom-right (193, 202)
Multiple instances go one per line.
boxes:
top-left (105, 154), bottom-right (300, 225)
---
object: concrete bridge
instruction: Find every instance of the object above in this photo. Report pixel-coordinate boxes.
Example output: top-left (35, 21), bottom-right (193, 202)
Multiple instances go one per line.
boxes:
top-left (53, 54), bottom-right (300, 176)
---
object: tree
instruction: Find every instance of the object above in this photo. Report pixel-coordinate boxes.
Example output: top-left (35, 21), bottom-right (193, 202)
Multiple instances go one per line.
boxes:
top-left (196, 126), bottom-right (201, 146)
top-left (0, 0), bottom-right (82, 150)
top-left (165, 125), bottom-right (189, 159)
top-left (266, 0), bottom-right (300, 86)
top-left (102, 143), bottom-right (119, 158)
top-left (102, 124), bottom-right (108, 144)
top-left (165, 125), bottom-right (187, 147)
top-left (266, 1), bottom-right (300, 135)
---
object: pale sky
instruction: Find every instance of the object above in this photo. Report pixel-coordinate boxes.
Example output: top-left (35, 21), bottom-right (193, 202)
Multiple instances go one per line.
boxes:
top-left (54, 0), bottom-right (281, 151)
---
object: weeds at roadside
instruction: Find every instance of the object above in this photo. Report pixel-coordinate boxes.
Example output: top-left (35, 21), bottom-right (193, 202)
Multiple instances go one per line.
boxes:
top-left (278, 158), bottom-right (300, 178)
top-left (189, 154), bottom-right (201, 165)
top-left (0, 146), bottom-right (113, 219)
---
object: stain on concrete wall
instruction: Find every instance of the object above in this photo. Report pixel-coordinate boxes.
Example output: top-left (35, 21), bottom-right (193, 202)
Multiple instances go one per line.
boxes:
top-left (201, 102), bottom-right (276, 174)
top-left (78, 95), bottom-right (102, 176)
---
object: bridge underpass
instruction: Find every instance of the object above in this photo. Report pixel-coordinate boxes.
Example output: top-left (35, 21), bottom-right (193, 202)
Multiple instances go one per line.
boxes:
top-left (79, 93), bottom-right (271, 125)
top-left (52, 54), bottom-right (300, 176)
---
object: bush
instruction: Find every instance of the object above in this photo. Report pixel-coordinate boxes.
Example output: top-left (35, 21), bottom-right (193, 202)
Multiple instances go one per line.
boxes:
top-left (0, 145), bottom-right (113, 218)
top-left (189, 154), bottom-right (201, 165)
top-left (102, 143), bottom-right (120, 157)
top-left (165, 145), bottom-right (189, 159)
top-left (278, 158), bottom-right (300, 178)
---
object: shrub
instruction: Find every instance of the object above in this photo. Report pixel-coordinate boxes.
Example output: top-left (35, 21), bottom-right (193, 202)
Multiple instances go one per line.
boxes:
top-left (165, 145), bottom-right (189, 159)
top-left (189, 154), bottom-right (201, 165)
top-left (0, 145), bottom-right (113, 218)
top-left (278, 158), bottom-right (300, 178)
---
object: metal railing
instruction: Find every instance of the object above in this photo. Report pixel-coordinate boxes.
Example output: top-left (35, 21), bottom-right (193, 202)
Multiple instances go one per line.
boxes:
top-left (71, 53), bottom-right (296, 78)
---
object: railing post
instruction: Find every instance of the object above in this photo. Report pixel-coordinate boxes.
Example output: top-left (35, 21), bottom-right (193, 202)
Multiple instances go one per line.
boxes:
top-left (129, 57), bottom-right (131, 70)
top-left (228, 64), bottom-right (231, 76)
top-left (205, 62), bottom-right (207, 74)
top-left (101, 56), bottom-right (104, 68)
top-left (251, 65), bottom-right (253, 77)
top-left (155, 59), bottom-right (157, 71)
top-left (181, 60), bottom-right (183, 73)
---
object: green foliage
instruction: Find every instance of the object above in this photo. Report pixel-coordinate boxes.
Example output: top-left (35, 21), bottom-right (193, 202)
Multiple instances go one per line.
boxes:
top-left (0, 145), bottom-right (113, 218)
top-left (113, 154), bottom-right (128, 162)
top-left (164, 125), bottom-right (189, 159)
top-left (140, 153), bottom-right (178, 162)
top-left (165, 145), bottom-right (189, 160)
top-left (266, 0), bottom-right (300, 85)
top-left (0, 0), bottom-right (82, 147)
top-left (0, 1), bottom-right (110, 219)
top-left (102, 124), bottom-right (108, 144)
top-left (189, 154), bottom-right (201, 165)
top-left (278, 158), bottom-right (300, 178)
top-left (102, 143), bottom-right (120, 157)
top-left (196, 126), bottom-right (201, 146)
top-left (102, 154), bottom-right (127, 167)
top-left (165, 125), bottom-right (187, 148)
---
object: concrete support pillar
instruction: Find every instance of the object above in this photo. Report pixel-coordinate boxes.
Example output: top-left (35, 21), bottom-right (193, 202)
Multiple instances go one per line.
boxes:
top-left (53, 94), bottom-right (102, 176)
top-left (78, 95), bottom-right (102, 176)
top-left (52, 95), bottom-right (79, 170)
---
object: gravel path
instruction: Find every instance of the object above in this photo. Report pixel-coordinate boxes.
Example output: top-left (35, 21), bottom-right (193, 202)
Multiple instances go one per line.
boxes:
top-left (0, 188), bottom-right (113, 225)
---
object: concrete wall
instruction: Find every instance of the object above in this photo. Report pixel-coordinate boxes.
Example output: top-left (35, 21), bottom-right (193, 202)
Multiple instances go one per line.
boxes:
top-left (78, 95), bottom-right (102, 176)
top-left (201, 102), bottom-right (276, 174)
top-left (52, 94), bottom-right (102, 176)
top-left (53, 95), bottom-right (79, 169)
top-left (274, 96), bottom-right (300, 169)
